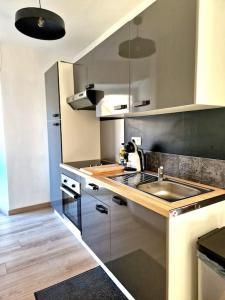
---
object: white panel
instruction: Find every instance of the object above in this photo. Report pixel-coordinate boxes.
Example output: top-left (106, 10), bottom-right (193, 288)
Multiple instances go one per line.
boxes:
top-left (59, 62), bottom-right (100, 162)
top-left (100, 119), bottom-right (124, 162)
top-left (168, 200), bottom-right (225, 300)
top-left (195, 0), bottom-right (225, 106)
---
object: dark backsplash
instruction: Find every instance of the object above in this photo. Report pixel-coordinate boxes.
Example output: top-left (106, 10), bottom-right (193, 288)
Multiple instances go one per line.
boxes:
top-left (125, 108), bottom-right (225, 160)
top-left (125, 108), bottom-right (225, 188)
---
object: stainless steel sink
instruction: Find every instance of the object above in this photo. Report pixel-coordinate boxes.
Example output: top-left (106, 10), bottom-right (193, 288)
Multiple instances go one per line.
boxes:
top-left (137, 179), bottom-right (211, 202)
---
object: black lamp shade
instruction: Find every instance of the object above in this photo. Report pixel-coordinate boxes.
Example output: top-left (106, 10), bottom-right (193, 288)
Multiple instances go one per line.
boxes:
top-left (15, 7), bottom-right (65, 40)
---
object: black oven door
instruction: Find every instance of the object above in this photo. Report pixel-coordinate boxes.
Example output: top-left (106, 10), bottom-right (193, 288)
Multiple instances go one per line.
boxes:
top-left (61, 186), bottom-right (81, 231)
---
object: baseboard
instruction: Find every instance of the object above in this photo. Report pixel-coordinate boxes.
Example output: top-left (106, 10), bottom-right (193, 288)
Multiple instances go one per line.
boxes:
top-left (8, 202), bottom-right (52, 215)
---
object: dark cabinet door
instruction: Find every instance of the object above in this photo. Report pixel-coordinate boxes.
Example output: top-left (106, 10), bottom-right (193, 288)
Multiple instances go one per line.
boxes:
top-left (73, 53), bottom-right (93, 93)
top-left (47, 120), bottom-right (62, 215)
top-left (95, 23), bottom-right (130, 116)
top-left (45, 62), bottom-right (61, 120)
top-left (107, 195), bottom-right (167, 300)
top-left (76, 24), bottom-right (130, 117)
top-left (130, 0), bottom-right (197, 112)
top-left (81, 190), bottom-right (110, 263)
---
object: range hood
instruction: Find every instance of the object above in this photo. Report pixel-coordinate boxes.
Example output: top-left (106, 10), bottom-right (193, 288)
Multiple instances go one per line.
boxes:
top-left (67, 89), bottom-right (104, 110)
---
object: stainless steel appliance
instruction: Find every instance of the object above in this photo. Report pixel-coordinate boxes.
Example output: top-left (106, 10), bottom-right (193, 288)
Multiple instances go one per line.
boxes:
top-left (61, 174), bottom-right (81, 231)
top-left (198, 227), bottom-right (225, 300)
top-left (67, 85), bottom-right (104, 110)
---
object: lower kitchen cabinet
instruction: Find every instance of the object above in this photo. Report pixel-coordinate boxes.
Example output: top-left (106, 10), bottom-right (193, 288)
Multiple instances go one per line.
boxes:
top-left (107, 195), bottom-right (167, 300)
top-left (81, 190), bottom-right (110, 263)
top-left (81, 179), bottom-right (167, 300)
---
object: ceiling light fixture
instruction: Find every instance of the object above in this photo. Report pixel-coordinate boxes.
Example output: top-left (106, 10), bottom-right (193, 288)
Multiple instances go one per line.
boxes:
top-left (15, 0), bottom-right (65, 40)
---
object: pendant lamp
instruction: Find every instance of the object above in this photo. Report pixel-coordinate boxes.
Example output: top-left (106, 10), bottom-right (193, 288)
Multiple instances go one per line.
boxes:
top-left (15, 0), bottom-right (65, 40)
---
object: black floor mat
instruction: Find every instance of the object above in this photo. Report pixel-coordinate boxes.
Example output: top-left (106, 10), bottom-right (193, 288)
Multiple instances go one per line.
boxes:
top-left (34, 266), bottom-right (127, 300)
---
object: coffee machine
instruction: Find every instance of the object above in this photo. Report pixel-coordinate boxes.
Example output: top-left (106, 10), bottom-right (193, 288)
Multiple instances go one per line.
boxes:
top-left (124, 140), bottom-right (145, 172)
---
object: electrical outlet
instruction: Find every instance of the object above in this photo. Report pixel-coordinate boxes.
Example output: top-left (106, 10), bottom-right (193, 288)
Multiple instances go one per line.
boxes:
top-left (131, 137), bottom-right (142, 146)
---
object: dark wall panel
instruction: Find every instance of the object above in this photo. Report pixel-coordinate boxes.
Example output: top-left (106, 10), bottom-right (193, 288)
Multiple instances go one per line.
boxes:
top-left (125, 108), bottom-right (225, 160)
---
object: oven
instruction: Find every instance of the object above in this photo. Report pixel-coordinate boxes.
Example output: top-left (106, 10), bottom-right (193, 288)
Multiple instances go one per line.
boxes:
top-left (61, 174), bottom-right (81, 231)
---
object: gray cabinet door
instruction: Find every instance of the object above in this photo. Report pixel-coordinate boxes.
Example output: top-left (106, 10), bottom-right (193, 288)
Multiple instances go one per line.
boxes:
top-left (47, 120), bottom-right (62, 215)
top-left (81, 190), bottom-right (110, 263)
top-left (130, 0), bottom-right (197, 112)
top-left (96, 24), bottom-right (130, 117)
top-left (45, 62), bottom-right (61, 120)
top-left (83, 24), bottom-right (130, 117)
top-left (73, 53), bottom-right (92, 93)
top-left (107, 195), bottom-right (167, 300)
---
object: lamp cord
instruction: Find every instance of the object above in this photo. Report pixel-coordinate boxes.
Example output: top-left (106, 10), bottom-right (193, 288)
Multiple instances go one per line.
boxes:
top-left (39, 0), bottom-right (41, 8)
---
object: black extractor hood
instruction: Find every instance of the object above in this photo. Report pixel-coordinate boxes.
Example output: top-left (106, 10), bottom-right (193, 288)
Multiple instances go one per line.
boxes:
top-left (67, 87), bottom-right (104, 110)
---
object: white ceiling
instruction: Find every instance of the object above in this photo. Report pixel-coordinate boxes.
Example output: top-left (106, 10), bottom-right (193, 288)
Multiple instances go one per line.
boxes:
top-left (0, 0), bottom-right (146, 66)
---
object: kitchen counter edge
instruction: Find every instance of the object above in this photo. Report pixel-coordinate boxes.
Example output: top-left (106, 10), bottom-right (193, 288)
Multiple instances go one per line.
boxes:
top-left (60, 163), bottom-right (225, 218)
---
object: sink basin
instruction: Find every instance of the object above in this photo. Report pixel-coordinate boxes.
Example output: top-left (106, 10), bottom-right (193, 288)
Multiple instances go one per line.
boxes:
top-left (137, 179), bottom-right (210, 202)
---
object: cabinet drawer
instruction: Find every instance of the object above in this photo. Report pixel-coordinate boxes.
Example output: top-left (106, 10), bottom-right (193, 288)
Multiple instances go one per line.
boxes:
top-left (81, 177), bottom-right (114, 206)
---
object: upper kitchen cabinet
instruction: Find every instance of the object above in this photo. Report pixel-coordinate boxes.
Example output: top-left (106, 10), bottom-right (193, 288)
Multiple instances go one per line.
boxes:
top-left (128, 0), bottom-right (225, 116)
top-left (90, 24), bottom-right (130, 117)
top-left (73, 0), bottom-right (225, 118)
top-left (129, 0), bottom-right (196, 113)
top-left (73, 52), bottom-right (92, 93)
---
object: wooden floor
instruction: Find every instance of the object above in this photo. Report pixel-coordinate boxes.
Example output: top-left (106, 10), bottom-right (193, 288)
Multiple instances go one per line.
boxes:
top-left (0, 209), bottom-right (97, 300)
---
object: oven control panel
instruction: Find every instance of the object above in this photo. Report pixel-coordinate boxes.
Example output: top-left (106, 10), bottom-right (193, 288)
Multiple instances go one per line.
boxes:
top-left (61, 174), bottom-right (80, 194)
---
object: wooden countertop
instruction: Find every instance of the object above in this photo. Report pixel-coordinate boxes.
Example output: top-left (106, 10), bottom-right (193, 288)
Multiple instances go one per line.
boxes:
top-left (60, 163), bottom-right (225, 218)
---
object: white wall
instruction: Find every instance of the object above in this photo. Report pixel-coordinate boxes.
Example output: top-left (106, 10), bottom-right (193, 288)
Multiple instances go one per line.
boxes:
top-left (0, 72), bottom-right (9, 214)
top-left (0, 44), bottom-right (50, 211)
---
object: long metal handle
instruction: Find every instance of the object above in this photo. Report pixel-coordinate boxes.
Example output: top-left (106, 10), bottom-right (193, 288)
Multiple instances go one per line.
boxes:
top-left (133, 100), bottom-right (150, 108)
top-left (114, 104), bottom-right (127, 110)
top-left (60, 186), bottom-right (78, 199)
top-left (87, 183), bottom-right (99, 191)
top-left (96, 204), bottom-right (108, 214)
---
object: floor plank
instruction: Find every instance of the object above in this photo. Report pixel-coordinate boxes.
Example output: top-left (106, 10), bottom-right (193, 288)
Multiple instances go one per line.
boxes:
top-left (0, 264), bottom-right (6, 276)
top-left (0, 209), bottom-right (97, 300)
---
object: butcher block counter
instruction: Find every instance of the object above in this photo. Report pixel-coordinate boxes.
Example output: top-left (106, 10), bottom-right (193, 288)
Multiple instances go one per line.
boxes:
top-left (60, 160), bottom-right (225, 218)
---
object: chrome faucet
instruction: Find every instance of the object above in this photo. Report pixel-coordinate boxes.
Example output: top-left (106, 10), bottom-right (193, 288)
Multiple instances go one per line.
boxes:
top-left (158, 166), bottom-right (164, 181)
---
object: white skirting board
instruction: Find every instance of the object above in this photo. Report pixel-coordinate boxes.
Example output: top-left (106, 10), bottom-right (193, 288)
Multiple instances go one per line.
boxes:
top-left (54, 210), bottom-right (135, 300)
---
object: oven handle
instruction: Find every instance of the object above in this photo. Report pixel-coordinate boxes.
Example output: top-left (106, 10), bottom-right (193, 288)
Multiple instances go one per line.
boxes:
top-left (60, 186), bottom-right (79, 199)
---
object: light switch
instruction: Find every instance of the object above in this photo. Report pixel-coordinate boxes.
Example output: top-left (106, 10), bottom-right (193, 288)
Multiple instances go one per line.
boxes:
top-left (131, 137), bottom-right (142, 146)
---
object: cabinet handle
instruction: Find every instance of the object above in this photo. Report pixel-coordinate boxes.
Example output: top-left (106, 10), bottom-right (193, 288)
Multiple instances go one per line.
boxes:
top-left (52, 113), bottom-right (60, 117)
top-left (53, 122), bottom-right (60, 126)
top-left (85, 83), bottom-right (94, 90)
top-left (88, 183), bottom-right (99, 191)
top-left (112, 196), bottom-right (127, 206)
top-left (114, 104), bottom-right (127, 110)
top-left (133, 100), bottom-right (150, 108)
top-left (96, 204), bottom-right (108, 214)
